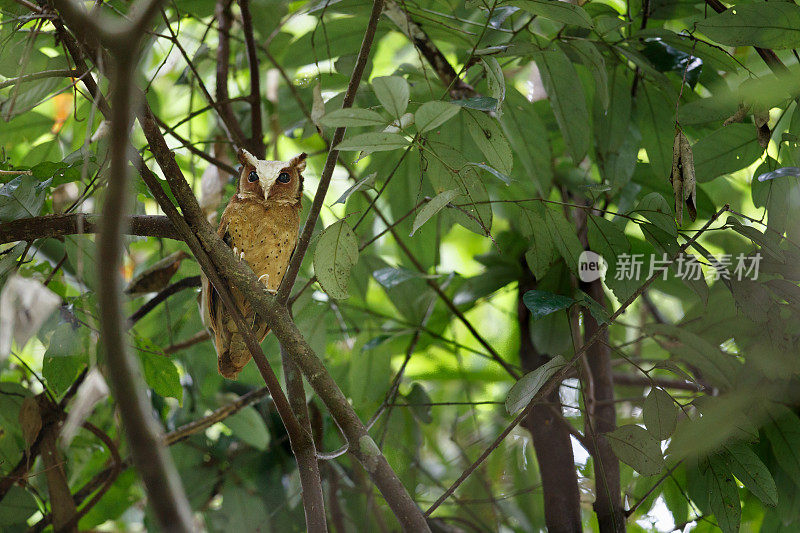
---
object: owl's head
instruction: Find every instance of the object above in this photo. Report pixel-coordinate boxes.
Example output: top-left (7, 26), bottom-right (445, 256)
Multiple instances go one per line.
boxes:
top-left (236, 149), bottom-right (306, 204)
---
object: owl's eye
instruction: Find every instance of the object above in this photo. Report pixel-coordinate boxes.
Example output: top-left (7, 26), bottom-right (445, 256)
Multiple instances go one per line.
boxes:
top-left (248, 171), bottom-right (259, 183)
top-left (277, 172), bottom-right (291, 184)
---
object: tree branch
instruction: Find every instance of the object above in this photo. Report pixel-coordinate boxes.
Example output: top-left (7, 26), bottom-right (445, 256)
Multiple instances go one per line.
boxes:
top-left (51, 2), bottom-right (195, 531)
top-left (214, 0), bottom-right (249, 149)
top-left (238, 0), bottom-right (265, 157)
top-left (382, 0), bottom-right (475, 98)
top-left (276, 0), bottom-right (386, 302)
top-left (0, 214), bottom-right (180, 245)
top-left (128, 275), bottom-right (201, 324)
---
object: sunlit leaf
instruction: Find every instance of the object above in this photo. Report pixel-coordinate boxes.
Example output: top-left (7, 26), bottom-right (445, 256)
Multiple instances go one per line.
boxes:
top-left (314, 219), bottom-right (359, 299)
top-left (505, 355), bottom-right (569, 413)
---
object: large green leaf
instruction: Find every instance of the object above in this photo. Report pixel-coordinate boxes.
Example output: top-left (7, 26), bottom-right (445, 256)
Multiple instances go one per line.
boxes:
top-left (319, 108), bottom-right (387, 127)
top-left (0, 174), bottom-right (49, 222)
top-left (643, 388), bottom-right (678, 441)
top-left (223, 407), bottom-right (270, 451)
top-left (336, 132), bottom-right (410, 152)
top-left (505, 355), bottom-right (569, 413)
top-left (372, 76), bottom-right (410, 118)
top-left (508, 0), bottom-right (593, 28)
top-left (533, 47), bottom-right (590, 163)
top-left (606, 424), bottom-right (665, 475)
top-left (544, 207), bottom-right (583, 274)
top-left (499, 89), bottom-right (552, 193)
top-left (696, 3), bottom-right (800, 49)
top-left (410, 189), bottom-right (460, 236)
top-left (138, 347), bottom-right (183, 403)
top-left (637, 83), bottom-right (674, 179)
top-left (314, 219), bottom-right (359, 299)
top-left (704, 455), bottom-right (742, 533)
top-left (463, 109), bottom-right (513, 175)
top-left (722, 440), bottom-right (778, 507)
top-left (693, 124), bottom-right (763, 182)
top-left (765, 405), bottom-right (800, 483)
top-left (415, 101), bottom-right (460, 133)
top-left (522, 290), bottom-right (574, 321)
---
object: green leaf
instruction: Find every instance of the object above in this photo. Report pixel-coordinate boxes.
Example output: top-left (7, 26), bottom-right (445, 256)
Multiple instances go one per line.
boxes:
top-left (574, 291), bottom-right (610, 324)
top-left (319, 108), bottom-right (387, 127)
top-left (522, 289), bottom-right (574, 321)
top-left (465, 162), bottom-right (511, 185)
top-left (499, 89), bottom-right (552, 193)
top-left (139, 350), bottom-right (183, 403)
top-left (722, 440), bottom-right (778, 507)
top-left (336, 132), bottom-right (410, 152)
top-left (43, 356), bottom-right (84, 398)
top-left (223, 406), bottom-right (270, 450)
top-left (586, 215), bottom-right (637, 302)
top-left (406, 383), bottom-right (433, 423)
top-left (606, 424), bottom-right (665, 476)
top-left (423, 141), bottom-right (493, 235)
top-left (704, 455), bottom-right (742, 533)
top-left (544, 207), bottom-right (584, 273)
top-left (519, 206), bottom-right (556, 279)
top-left (644, 324), bottom-right (739, 389)
top-left (765, 405), bottom-right (800, 483)
top-left (693, 124), bottom-right (763, 182)
top-left (505, 355), bottom-right (569, 413)
top-left (452, 96), bottom-right (498, 111)
top-left (313, 219), bottom-right (359, 299)
top-left (696, 3), bottom-right (800, 49)
top-left (568, 40), bottom-right (608, 110)
top-left (372, 76), bottom-right (410, 118)
top-left (0, 486), bottom-right (38, 527)
top-left (634, 192), bottom-right (677, 237)
top-left (637, 83), bottom-right (675, 179)
top-left (410, 189), bottom-right (460, 236)
top-left (508, 0), bottom-right (593, 28)
top-left (481, 57), bottom-right (505, 110)
top-left (643, 388), bottom-right (678, 440)
top-left (415, 101), bottom-right (460, 132)
top-left (534, 47), bottom-right (590, 162)
top-left (334, 173), bottom-right (377, 205)
top-left (463, 109), bottom-right (513, 175)
top-left (0, 175), bottom-right (49, 222)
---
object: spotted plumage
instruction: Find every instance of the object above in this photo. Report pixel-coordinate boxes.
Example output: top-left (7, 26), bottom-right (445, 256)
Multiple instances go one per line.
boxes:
top-left (201, 149), bottom-right (306, 379)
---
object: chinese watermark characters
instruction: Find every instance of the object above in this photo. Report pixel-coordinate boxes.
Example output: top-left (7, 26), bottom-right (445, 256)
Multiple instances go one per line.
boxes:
top-left (608, 253), bottom-right (762, 281)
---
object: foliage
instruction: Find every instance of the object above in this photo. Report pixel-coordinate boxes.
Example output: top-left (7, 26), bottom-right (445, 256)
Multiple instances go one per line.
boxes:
top-left (1, 0), bottom-right (800, 530)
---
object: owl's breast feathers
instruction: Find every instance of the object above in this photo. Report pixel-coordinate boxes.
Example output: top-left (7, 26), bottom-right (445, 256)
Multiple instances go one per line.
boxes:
top-left (203, 194), bottom-right (300, 378)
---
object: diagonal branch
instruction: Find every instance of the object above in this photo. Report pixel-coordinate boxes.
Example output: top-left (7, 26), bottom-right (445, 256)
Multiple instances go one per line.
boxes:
top-left (382, 0), bottom-right (475, 98)
top-left (276, 0), bottom-right (386, 302)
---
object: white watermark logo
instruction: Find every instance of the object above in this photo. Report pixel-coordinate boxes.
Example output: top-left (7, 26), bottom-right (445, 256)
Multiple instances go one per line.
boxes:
top-left (578, 251), bottom-right (607, 282)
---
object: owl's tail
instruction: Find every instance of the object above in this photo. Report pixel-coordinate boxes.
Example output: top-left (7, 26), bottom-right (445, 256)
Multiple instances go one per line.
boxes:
top-left (217, 333), bottom-right (251, 379)
top-left (216, 322), bottom-right (271, 379)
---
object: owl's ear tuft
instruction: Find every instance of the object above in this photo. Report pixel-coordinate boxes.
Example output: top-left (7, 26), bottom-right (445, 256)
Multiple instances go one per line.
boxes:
top-left (290, 153), bottom-right (307, 173)
top-left (237, 148), bottom-right (258, 167)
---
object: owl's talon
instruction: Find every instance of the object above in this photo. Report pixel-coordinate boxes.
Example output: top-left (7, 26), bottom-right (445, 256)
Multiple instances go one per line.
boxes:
top-left (258, 273), bottom-right (270, 286)
top-left (232, 246), bottom-right (239, 257)
top-left (240, 251), bottom-right (245, 260)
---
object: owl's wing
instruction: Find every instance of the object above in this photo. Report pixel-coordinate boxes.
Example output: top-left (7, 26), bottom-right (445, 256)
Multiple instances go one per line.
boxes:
top-left (206, 215), bottom-right (235, 328)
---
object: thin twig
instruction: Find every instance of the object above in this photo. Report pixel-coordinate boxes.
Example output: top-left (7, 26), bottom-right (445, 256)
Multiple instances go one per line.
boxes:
top-left (276, 0), bottom-right (386, 302)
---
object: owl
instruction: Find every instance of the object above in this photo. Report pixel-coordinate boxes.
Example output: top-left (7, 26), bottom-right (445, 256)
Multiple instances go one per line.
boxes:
top-left (201, 149), bottom-right (306, 379)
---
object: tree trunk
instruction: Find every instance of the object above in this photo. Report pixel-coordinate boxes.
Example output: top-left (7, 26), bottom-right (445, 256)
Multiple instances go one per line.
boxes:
top-left (518, 268), bottom-right (583, 533)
